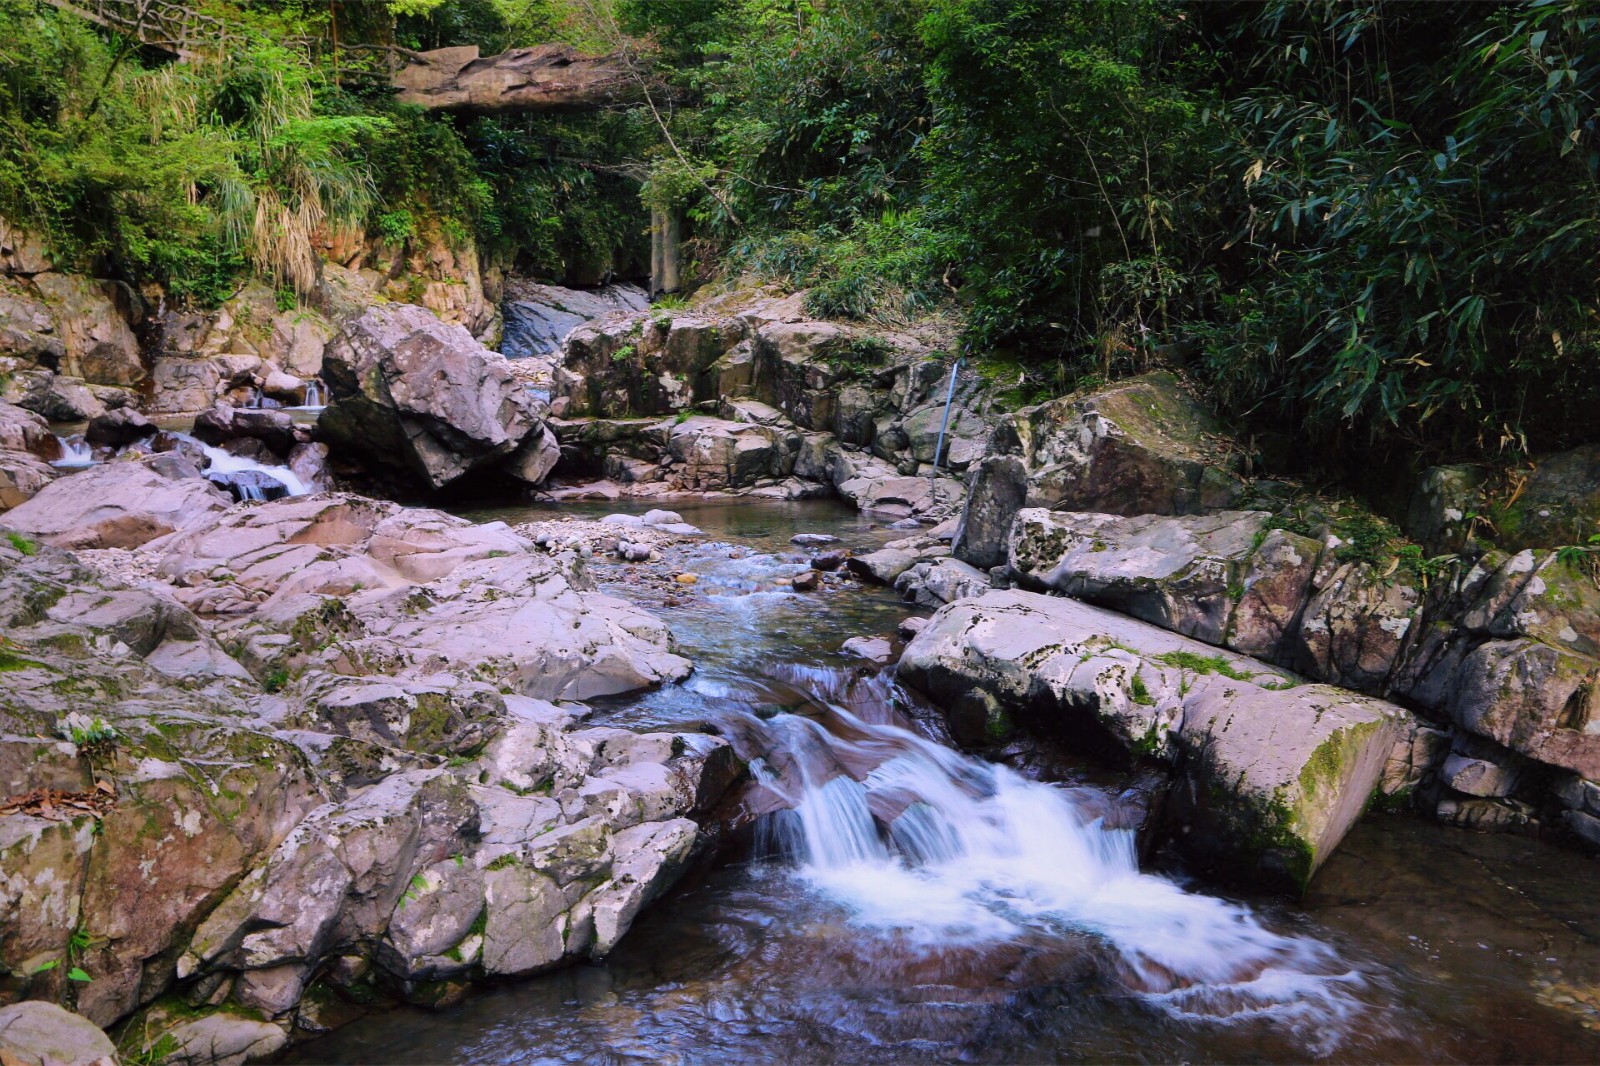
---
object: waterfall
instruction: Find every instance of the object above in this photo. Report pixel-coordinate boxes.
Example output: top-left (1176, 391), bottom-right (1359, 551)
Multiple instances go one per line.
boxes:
top-left (168, 432), bottom-right (310, 498)
top-left (51, 435), bottom-right (93, 468)
top-left (300, 380), bottom-right (324, 409)
top-left (721, 675), bottom-right (1370, 1047)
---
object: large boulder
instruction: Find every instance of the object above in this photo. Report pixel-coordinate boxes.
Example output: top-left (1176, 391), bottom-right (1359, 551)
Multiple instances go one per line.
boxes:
top-left (664, 416), bottom-right (796, 491)
top-left (982, 372), bottom-right (1244, 524)
top-left (1008, 508), bottom-right (1325, 663)
top-left (554, 312), bottom-right (739, 419)
top-left (146, 357), bottom-right (223, 415)
top-left (84, 408), bottom-right (156, 449)
top-left (897, 589), bottom-right (1418, 892)
top-left (0, 1001), bottom-right (117, 1066)
top-left (3, 458), bottom-right (229, 549)
top-left (319, 304), bottom-right (540, 491)
top-left (5, 371), bottom-right (105, 422)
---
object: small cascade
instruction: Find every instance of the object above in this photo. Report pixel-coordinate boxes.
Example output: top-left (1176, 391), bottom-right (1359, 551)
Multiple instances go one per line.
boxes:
top-left (719, 667), bottom-right (1370, 1047)
top-left (300, 380), bottom-right (324, 409)
top-left (168, 431), bottom-right (309, 500)
top-left (51, 434), bottom-right (94, 468)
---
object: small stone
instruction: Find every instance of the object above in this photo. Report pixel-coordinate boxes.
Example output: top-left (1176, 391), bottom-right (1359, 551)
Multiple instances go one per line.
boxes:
top-left (811, 550), bottom-right (846, 572)
top-left (675, 573), bottom-right (698, 585)
top-left (791, 533), bottom-right (840, 546)
top-left (839, 635), bottom-right (894, 664)
top-left (791, 571), bottom-right (820, 592)
top-left (897, 616), bottom-right (928, 640)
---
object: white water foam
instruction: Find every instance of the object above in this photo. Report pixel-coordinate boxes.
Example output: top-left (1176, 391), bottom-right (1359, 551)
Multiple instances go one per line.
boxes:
top-left (51, 435), bottom-right (93, 468)
top-left (735, 701), bottom-right (1370, 1050)
top-left (167, 432), bottom-right (310, 498)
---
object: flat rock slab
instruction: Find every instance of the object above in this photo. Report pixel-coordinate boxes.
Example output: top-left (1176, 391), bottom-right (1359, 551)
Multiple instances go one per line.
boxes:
top-left (897, 588), bottom-right (1417, 893)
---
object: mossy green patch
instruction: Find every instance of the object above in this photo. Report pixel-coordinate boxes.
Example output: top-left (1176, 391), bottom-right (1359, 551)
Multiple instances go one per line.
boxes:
top-left (1153, 650), bottom-right (1253, 680)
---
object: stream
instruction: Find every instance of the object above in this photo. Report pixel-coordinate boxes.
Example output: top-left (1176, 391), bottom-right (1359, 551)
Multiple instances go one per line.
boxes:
top-left (289, 499), bottom-right (1600, 1064)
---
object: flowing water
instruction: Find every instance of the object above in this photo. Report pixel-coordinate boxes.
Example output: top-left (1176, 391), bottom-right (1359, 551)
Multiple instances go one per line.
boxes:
top-left (289, 499), bottom-right (1600, 1064)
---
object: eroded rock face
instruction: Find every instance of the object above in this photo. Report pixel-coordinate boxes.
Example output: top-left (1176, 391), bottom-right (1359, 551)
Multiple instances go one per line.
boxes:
top-left (897, 589), bottom-right (1418, 892)
top-left (30, 273), bottom-right (143, 388)
top-left (319, 304), bottom-right (541, 491)
top-left (1009, 508), bottom-right (1324, 663)
top-left (992, 373), bottom-right (1244, 518)
top-left (501, 281), bottom-right (647, 360)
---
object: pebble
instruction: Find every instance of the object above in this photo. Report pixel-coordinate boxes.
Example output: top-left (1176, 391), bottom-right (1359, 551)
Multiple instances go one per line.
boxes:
top-left (675, 573), bottom-right (698, 585)
top-left (791, 571), bottom-right (820, 592)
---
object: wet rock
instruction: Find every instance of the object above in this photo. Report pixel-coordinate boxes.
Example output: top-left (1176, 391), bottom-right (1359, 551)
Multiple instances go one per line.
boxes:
top-left (791, 570), bottom-right (820, 592)
top-left (898, 589), bottom-right (1416, 892)
top-left (319, 304), bottom-right (540, 491)
top-left (3, 457), bottom-right (230, 549)
top-left (897, 616), bottom-right (928, 640)
top-left (207, 469), bottom-right (293, 503)
top-left (501, 281), bottom-right (646, 360)
top-left (84, 408), bottom-right (155, 448)
top-left (0, 1001), bottom-right (117, 1066)
top-left (840, 636), bottom-right (894, 664)
top-left (791, 533), bottom-right (839, 546)
top-left (193, 403), bottom-right (298, 459)
top-left (810, 550), bottom-right (846, 572)
top-left (846, 547), bottom-right (919, 585)
top-left (991, 372), bottom-right (1244, 516)
top-left (287, 442), bottom-right (333, 494)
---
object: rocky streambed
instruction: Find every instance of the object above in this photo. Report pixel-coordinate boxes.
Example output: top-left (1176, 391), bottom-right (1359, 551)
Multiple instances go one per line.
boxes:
top-left (5, 273), bottom-right (1600, 1065)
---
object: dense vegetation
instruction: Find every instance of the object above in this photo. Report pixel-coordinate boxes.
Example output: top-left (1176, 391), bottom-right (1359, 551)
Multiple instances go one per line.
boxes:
top-left (2, 0), bottom-right (1596, 472)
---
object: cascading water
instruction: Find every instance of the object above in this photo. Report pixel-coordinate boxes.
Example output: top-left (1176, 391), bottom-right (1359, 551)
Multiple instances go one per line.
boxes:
top-left (166, 431), bottom-right (310, 499)
top-left (51, 434), bottom-right (93, 468)
top-left (289, 501), bottom-right (1600, 1066)
top-left (720, 673), bottom-right (1370, 1051)
top-left (299, 380), bottom-right (324, 409)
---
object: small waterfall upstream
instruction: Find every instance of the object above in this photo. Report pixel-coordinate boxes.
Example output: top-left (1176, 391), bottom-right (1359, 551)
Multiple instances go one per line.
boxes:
top-left (720, 665), bottom-right (1371, 1048)
top-left (299, 380), bottom-right (324, 409)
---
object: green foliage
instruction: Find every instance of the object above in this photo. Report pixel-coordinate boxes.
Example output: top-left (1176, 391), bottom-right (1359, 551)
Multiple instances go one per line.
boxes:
top-left (1153, 650), bottom-right (1254, 681)
top-left (5, 532), bottom-right (37, 556)
top-left (1128, 671), bottom-right (1155, 705)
